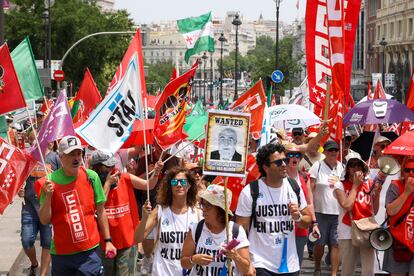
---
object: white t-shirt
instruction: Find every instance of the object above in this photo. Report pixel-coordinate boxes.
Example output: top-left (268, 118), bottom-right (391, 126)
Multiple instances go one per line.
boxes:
top-left (189, 221), bottom-right (249, 276)
top-left (152, 206), bottom-right (201, 276)
top-left (333, 182), bottom-right (352, 240)
top-left (235, 178), bottom-right (307, 273)
top-left (309, 160), bottom-right (343, 215)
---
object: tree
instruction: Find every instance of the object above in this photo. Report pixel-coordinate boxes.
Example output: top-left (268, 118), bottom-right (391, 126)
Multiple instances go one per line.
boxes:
top-left (221, 35), bottom-right (303, 92)
top-left (145, 61), bottom-right (175, 94)
top-left (5, 0), bottom-right (134, 94)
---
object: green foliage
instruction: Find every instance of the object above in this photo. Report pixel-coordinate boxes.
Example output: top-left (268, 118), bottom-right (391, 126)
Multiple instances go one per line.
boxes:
top-left (145, 61), bottom-right (175, 94)
top-left (222, 35), bottom-right (304, 91)
top-left (5, 0), bottom-right (134, 94)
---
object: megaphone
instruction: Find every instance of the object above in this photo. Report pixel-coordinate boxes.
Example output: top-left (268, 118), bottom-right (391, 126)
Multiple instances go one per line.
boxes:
top-left (378, 156), bottom-right (401, 175)
top-left (369, 228), bottom-right (393, 251)
top-left (366, 156), bottom-right (400, 194)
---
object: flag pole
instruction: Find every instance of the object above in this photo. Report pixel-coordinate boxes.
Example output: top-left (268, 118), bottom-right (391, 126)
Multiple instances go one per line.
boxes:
top-left (25, 107), bottom-right (50, 181)
top-left (142, 97), bottom-right (151, 200)
top-left (223, 176), bottom-right (232, 276)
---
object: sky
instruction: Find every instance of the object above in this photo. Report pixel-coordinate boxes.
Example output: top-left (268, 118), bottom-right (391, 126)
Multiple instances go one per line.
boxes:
top-left (114, 0), bottom-right (306, 25)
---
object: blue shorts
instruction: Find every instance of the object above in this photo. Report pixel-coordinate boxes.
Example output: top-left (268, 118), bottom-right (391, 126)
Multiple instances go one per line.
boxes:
top-left (51, 247), bottom-right (104, 276)
top-left (314, 212), bottom-right (338, 246)
top-left (21, 209), bottom-right (52, 250)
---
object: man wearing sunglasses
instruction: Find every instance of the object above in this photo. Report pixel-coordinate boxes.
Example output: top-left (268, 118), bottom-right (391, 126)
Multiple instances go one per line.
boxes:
top-left (292, 128), bottom-right (305, 146)
top-left (369, 136), bottom-right (391, 169)
top-left (307, 140), bottom-right (344, 276)
top-left (342, 131), bottom-right (361, 163)
top-left (236, 143), bottom-right (312, 275)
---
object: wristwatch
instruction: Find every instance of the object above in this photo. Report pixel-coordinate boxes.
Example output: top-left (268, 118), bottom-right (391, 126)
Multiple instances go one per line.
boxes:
top-left (104, 237), bottom-right (112, 243)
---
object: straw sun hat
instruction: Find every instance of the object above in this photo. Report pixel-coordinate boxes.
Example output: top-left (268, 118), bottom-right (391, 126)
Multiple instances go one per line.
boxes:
top-left (200, 184), bottom-right (233, 216)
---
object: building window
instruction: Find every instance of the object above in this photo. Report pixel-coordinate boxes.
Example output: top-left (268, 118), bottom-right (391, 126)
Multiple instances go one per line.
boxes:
top-left (383, 24), bottom-right (387, 38)
top-left (409, 18), bottom-right (413, 36)
top-left (390, 22), bottom-right (394, 38)
top-left (377, 25), bottom-right (381, 40)
top-left (398, 20), bottom-right (402, 37)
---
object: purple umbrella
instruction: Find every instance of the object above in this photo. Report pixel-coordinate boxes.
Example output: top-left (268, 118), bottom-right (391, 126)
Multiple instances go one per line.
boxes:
top-left (343, 99), bottom-right (414, 126)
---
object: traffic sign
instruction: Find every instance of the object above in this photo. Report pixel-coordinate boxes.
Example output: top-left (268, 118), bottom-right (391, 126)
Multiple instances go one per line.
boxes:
top-left (271, 70), bottom-right (284, 84)
top-left (53, 70), bottom-right (65, 82)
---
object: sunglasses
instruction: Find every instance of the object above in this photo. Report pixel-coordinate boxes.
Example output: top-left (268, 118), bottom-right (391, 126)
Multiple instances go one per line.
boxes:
top-left (271, 158), bottom-right (290, 167)
top-left (287, 152), bottom-right (302, 159)
top-left (192, 169), bottom-right (203, 175)
top-left (403, 168), bottom-right (414, 173)
top-left (200, 200), bottom-right (214, 210)
top-left (170, 179), bottom-right (188, 187)
top-left (293, 132), bottom-right (303, 137)
top-left (379, 144), bottom-right (389, 150)
top-left (326, 148), bottom-right (339, 152)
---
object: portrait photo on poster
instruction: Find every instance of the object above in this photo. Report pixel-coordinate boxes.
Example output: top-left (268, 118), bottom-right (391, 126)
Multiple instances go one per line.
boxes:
top-left (203, 110), bottom-right (250, 177)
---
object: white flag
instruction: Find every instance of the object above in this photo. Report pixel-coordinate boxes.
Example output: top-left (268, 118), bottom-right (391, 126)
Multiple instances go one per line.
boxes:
top-left (76, 54), bottom-right (143, 154)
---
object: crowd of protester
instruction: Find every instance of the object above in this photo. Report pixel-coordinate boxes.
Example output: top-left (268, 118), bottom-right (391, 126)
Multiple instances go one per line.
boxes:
top-left (12, 111), bottom-right (414, 276)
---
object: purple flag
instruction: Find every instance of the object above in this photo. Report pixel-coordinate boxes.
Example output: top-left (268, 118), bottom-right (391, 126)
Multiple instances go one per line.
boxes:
top-left (3, 0), bottom-right (10, 8)
top-left (28, 90), bottom-right (75, 161)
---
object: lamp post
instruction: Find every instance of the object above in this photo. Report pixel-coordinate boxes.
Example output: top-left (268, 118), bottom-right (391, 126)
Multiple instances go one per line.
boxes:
top-left (218, 33), bottom-right (226, 105)
top-left (202, 52), bottom-right (208, 105)
top-left (232, 14), bottom-right (242, 101)
top-left (210, 52), bottom-right (214, 104)
top-left (0, 0), bottom-right (4, 45)
top-left (274, 0), bottom-right (282, 69)
top-left (198, 58), bottom-right (203, 102)
top-left (379, 37), bottom-right (388, 88)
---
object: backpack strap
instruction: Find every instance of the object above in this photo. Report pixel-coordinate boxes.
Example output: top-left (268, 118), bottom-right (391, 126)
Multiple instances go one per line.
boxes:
top-left (287, 177), bottom-right (301, 206)
top-left (194, 219), bottom-right (205, 246)
top-left (249, 180), bottom-right (259, 231)
top-left (232, 222), bottom-right (240, 240)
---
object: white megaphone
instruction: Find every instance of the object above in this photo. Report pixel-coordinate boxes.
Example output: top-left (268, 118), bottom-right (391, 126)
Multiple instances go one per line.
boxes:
top-left (366, 156), bottom-right (400, 194)
top-left (369, 228), bottom-right (393, 251)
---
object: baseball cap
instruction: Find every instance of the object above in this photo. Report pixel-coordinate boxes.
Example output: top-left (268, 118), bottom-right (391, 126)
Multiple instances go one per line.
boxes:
top-left (89, 151), bottom-right (118, 167)
top-left (200, 184), bottom-right (233, 216)
top-left (58, 136), bottom-right (82, 154)
top-left (323, 140), bottom-right (339, 151)
top-left (292, 127), bottom-right (304, 134)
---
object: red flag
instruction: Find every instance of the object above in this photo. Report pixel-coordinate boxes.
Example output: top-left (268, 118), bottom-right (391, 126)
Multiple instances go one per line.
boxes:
top-left (230, 80), bottom-right (266, 140)
top-left (72, 68), bottom-right (102, 123)
top-left (0, 43), bottom-right (26, 115)
top-left (405, 68), bottom-right (414, 109)
top-left (170, 67), bottom-right (178, 81)
top-left (154, 65), bottom-right (198, 150)
top-left (0, 138), bottom-right (37, 214)
top-left (306, 0), bottom-right (360, 110)
top-left (39, 98), bottom-right (55, 116)
top-left (373, 79), bottom-right (386, 99)
top-left (367, 81), bottom-right (372, 100)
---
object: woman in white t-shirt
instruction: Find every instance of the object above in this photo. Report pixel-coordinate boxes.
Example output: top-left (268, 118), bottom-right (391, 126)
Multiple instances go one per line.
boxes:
top-left (334, 157), bottom-right (380, 276)
top-left (135, 167), bottom-right (201, 276)
top-left (181, 185), bottom-right (250, 276)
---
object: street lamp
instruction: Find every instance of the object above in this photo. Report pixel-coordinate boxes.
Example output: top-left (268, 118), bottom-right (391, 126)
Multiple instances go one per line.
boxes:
top-left (218, 33), bottom-right (226, 106)
top-left (379, 37), bottom-right (388, 87)
top-left (202, 52), bottom-right (208, 105)
top-left (210, 52), bottom-right (214, 104)
top-left (232, 14), bottom-right (242, 101)
top-left (274, 0), bottom-right (282, 69)
top-left (198, 58), bottom-right (203, 102)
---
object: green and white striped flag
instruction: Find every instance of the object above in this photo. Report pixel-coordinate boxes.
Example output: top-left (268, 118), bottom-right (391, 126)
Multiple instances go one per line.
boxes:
top-left (177, 12), bottom-right (215, 63)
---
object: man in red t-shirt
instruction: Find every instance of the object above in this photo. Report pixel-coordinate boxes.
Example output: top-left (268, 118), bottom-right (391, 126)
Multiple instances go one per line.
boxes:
top-left (89, 151), bottom-right (163, 275)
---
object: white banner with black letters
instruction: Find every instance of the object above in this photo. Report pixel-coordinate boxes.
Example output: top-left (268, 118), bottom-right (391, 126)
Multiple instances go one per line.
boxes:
top-left (76, 54), bottom-right (143, 154)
